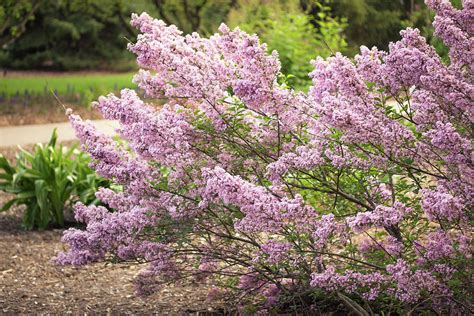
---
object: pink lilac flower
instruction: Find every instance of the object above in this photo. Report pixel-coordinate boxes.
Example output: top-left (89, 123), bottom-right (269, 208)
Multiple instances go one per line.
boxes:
top-left (261, 240), bottom-right (292, 264)
top-left (347, 202), bottom-right (412, 233)
top-left (387, 259), bottom-right (451, 304)
top-left (311, 266), bottom-right (388, 301)
top-left (422, 188), bottom-right (466, 222)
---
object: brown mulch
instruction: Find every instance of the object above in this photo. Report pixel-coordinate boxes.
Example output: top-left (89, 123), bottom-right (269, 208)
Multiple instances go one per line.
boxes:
top-left (0, 146), bottom-right (227, 314)
top-left (0, 103), bottom-right (102, 127)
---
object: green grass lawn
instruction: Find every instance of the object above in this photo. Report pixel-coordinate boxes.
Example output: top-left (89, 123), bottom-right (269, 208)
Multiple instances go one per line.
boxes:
top-left (0, 72), bottom-right (137, 97)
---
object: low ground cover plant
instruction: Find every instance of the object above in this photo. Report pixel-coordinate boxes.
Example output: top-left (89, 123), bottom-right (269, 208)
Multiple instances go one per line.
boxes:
top-left (0, 129), bottom-right (109, 229)
top-left (57, 0), bottom-right (472, 313)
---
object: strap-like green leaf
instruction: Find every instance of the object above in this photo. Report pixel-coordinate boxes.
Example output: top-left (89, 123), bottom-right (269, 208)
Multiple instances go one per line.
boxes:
top-left (35, 179), bottom-right (51, 229)
top-left (16, 191), bottom-right (37, 199)
top-left (0, 199), bottom-right (17, 212)
top-left (0, 155), bottom-right (16, 174)
top-left (48, 128), bottom-right (58, 148)
top-left (35, 180), bottom-right (48, 212)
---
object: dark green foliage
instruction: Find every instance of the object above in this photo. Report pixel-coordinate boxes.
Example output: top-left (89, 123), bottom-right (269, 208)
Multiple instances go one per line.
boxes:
top-left (149, 0), bottom-right (237, 35)
top-left (228, 0), bottom-right (346, 89)
top-left (0, 0), bottom-right (452, 70)
top-left (1, 0), bottom-right (136, 71)
top-left (0, 0), bottom-right (237, 70)
top-left (328, 0), bottom-right (409, 54)
top-left (0, 129), bottom-right (109, 229)
top-left (322, 0), bottom-right (456, 57)
top-left (0, 0), bottom-right (41, 47)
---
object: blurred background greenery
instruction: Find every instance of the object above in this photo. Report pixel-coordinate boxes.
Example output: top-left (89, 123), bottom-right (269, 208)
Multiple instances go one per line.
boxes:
top-left (1, 0), bottom-right (456, 71)
top-left (0, 0), bottom-right (458, 111)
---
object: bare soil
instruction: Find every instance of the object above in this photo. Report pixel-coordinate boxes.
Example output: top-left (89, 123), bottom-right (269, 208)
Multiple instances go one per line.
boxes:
top-left (0, 146), bottom-right (227, 315)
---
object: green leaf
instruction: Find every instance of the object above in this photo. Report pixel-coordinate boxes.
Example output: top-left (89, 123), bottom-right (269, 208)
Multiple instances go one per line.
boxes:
top-left (64, 143), bottom-right (78, 159)
top-left (0, 173), bottom-right (13, 180)
top-left (23, 169), bottom-right (42, 179)
top-left (35, 179), bottom-right (48, 211)
top-left (23, 204), bottom-right (38, 230)
top-left (0, 199), bottom-right (17, 212)
top-left (48, 128), bottom-right (58, 148)
top-left (0, 155), bottom-right (15, 174)
top-left (16, 191), bottom-right (36, 199)
top-left (35, 179), bottom-right (51, 229)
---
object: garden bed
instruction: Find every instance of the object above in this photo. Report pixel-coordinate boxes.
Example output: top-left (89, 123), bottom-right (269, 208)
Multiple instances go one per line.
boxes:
top-left (0, 146), bottom-right (225, 314)
top-left (0, 103), bottom-right (102, 127)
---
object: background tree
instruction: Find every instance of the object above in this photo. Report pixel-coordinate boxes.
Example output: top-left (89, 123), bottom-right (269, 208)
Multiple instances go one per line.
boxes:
top-left (323, 0), bottom-right (458, 57)
top-left (151, 0), bottom-right (237, 35)
top-left (0, 0), bottom-right (41, 48)
top-left (1, 0), bottom-right (137, 71)
top-left (328, 0), bottom-right (409, 54)
top-left (0, 0), bottom-right (238, 70)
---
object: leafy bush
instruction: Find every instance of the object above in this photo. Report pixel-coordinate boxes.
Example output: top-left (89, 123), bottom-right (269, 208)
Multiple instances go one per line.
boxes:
top-left (0, 129), bottom-right (108, 229)
top-left (57, 0), bottom-right (472, 313)
top-left (228, 0), bottom-right (346, 89)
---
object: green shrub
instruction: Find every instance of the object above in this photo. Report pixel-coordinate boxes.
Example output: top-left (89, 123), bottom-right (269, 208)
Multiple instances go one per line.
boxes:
top-left (0, 129), bottom-right (109, 229)
top-left (228, 0), bottom-right (346, 89)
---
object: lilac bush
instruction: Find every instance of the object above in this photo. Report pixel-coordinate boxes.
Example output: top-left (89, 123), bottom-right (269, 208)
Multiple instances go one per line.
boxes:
top-left (57, 0), bottom-right (473, 313)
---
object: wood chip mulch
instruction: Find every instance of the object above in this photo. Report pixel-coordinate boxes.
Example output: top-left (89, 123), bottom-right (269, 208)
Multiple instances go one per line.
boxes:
top-left (0, 104), bottom-right (102, 127)
top-left (0, 145), bottom-right (228, 315)
top-left (0, 195), bottom-right (231, 315)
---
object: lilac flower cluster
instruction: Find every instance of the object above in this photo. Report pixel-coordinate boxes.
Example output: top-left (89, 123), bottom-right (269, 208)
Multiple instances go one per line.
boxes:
top-left (310, 266), bottom-right (388, 301)
top-left (347, 202), bottom-right (412, 233)
top-left (260, 240), bottom-right (292, 264)
top-left (58, 1), bottom-right (473, 313)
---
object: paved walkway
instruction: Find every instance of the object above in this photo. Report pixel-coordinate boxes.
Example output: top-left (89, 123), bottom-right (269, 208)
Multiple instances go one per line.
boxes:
top-left (0, 120), bottom-right (119, 147)
top-left (0, 100), bottom-right (403, 147)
